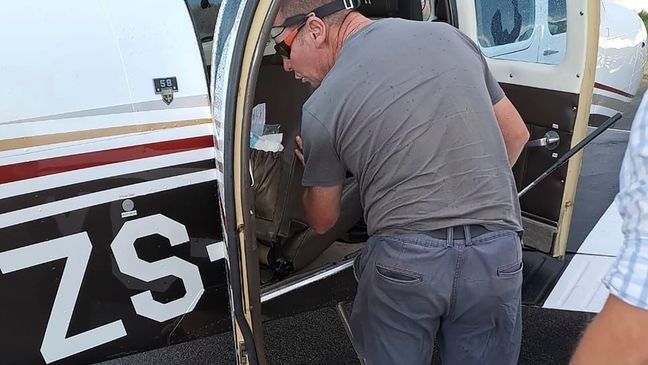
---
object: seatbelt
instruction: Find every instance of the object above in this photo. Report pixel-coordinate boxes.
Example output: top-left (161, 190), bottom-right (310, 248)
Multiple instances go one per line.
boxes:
top-left (267, 237), bottom-right (294, 279)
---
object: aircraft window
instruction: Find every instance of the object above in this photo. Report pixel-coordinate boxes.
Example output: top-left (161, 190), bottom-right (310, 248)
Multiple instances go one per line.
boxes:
top-left (548, 0), bottom-right (566, 35)
top-left (474, 0), bottom-right (566, 66)
top-left (474, 0), bottom-right (535, 48)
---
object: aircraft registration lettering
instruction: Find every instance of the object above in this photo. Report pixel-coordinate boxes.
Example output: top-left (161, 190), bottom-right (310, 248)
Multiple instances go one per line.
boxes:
top-left (0, 233), bottom-right (127, 364)
top-left (112, 214), bottom-right (205, 322)
top-left (0, 214), bottom-right (212, 364)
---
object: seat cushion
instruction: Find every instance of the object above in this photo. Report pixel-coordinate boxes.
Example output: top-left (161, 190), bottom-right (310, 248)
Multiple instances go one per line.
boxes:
top-left (282, 178), bottom-right (363, 270)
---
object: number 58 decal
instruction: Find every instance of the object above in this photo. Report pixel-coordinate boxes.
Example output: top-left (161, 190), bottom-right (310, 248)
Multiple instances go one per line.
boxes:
top-left (0, 214), bottom-right (207, 364)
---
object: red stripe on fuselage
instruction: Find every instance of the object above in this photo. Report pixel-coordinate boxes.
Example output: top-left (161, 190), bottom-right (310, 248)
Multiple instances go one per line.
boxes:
top-left (0, 136), bottom-right (215, 184)
top-left (594, 82), bottom-right (634, 99)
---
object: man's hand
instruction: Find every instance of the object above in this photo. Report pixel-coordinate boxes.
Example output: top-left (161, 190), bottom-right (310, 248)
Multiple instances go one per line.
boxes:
top-left (295, 136), bottom-right (305, 167)
top-left (570, 295), bottom-right (648, 365)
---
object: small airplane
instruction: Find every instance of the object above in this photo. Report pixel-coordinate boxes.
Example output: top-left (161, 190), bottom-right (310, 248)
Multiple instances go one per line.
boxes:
top-left (0, 0), bottom-right (645, 364)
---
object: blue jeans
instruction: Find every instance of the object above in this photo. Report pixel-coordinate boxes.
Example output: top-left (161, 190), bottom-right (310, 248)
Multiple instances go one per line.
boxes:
top-left (350, 228), bottom-right (523, 365)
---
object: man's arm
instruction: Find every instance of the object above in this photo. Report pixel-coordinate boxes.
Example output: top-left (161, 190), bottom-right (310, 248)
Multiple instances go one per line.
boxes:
top-left (493, 96), bottom-right (529, 166)
top-left (570, 295), bottom-right (648, 365)
top-left (295, 136), bottom-right (343, 234)
top-left (303, 185), bottom-right (342, 235)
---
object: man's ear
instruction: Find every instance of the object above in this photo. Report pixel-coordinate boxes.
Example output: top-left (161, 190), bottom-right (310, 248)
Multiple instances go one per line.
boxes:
top-left (306, 17), bottom-right (327, 47)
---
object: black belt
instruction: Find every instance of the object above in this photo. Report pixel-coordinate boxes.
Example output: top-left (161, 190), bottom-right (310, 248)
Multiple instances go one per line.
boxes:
top-left (426, 225), bottom-right (491, 240)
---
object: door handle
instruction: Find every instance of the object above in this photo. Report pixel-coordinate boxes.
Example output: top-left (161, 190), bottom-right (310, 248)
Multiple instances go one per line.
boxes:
top-left (543, 49), bottom-right (559, 56)
top-left (519, 113), bottom-right (622, 198)
top-left (526, 130), bottom-right (560, 150)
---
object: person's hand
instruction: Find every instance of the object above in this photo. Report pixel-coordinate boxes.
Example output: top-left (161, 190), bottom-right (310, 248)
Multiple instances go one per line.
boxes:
top-left (295, 136), bottom-right (305, 167)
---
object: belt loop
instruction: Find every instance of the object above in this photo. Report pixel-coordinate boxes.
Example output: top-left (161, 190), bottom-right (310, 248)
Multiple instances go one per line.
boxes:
top-left (446, 227), bottom-right (453, 248)
top-left (463, 225), bottom-right (472, 246)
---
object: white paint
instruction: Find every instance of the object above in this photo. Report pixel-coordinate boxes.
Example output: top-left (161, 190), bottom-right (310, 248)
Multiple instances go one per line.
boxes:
top-left (215, 149), bottom-right (224, 165)
top-left (210, 0), bottom-right (248, 135)
top-left (543, 254), bottom-right (615, 312)
top-left (607, 128), bottom-right (632, 133)
top-left (1, 2), bottom-right (130, 123)
top-left (0, 106), bottom-right (210, 138)
top-left (0, 1), bottom-right (207, 124)
top-left (98, 1), bottom-right (207, 106)
top-left (208, 1), bottom-right (248, 352)
top-left (111, 215), bottom-right (204, 322)
top-left (121, 210), bottom-right (138, 218)
top-left (0, 123), bottom-right (214, 164)
top-left (591, 104), bottom-right (621, 118)
top-left (0, 169), bottom-right (218, 229)
top-left (598, 1), bottom-right (647, 99)
top-left (207, 241), bottom-right (226, 262)
top-left (608, 0), bottom-right (648, 12)
top-left (0, 148), bottom-right (215, 200)
top-left (261, 260), bottom-right (354, 302)
top-left (0, 233), bottom-right (127, 364)
top-left (593, 88), bottom-right (633, 103)
top-left (578, 202), bottom-right (624, 256)
top-left (544, 200), bottom-right (626, 312)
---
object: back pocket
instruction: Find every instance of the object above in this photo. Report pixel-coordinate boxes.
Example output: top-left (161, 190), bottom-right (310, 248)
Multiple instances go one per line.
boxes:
top-left (375, 264), bottom-right (423, 285)
top-left (497, 261), bottom-right (523, 278)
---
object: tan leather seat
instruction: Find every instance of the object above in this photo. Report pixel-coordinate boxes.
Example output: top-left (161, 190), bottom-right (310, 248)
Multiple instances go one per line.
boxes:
top-left (252, 60), bottom-right (362, 274)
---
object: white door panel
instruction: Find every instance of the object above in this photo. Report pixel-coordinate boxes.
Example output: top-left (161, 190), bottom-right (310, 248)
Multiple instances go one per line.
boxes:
top-left (456, 0), bottom-right (599, 256)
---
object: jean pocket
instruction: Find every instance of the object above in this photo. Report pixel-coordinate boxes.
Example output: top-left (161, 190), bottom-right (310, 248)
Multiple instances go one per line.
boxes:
top-left (497, 261), bottom-right (523, 278)
top-left (353, 254), bottom-right (363, 282)
top-left (375, 264), bottom-right (423, 285)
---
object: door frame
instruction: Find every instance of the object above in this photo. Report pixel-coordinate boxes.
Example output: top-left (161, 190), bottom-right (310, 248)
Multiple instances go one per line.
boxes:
top-left (210, 0), bottom-right (267, 363)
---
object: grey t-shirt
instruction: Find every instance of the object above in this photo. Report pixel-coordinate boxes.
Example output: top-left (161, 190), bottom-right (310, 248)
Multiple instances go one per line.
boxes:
top-left (301, 18), bottom-right (523, 236)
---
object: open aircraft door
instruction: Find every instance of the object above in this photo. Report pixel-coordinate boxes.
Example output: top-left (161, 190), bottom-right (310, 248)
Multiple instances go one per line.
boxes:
top-left (454, 0), bottom-right (600, 257)
top-left (210, 0), bottom-right (270, 363)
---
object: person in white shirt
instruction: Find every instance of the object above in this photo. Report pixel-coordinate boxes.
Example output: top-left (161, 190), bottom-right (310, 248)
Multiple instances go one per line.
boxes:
top-left (571, 92), bottom-right (648, 365)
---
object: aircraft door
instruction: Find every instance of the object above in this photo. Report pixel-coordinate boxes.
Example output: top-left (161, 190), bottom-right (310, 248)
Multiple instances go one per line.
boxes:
top-left (210, 0), bottom-right (269, 363)
top-left (455, 0), bottom-right (600, 257)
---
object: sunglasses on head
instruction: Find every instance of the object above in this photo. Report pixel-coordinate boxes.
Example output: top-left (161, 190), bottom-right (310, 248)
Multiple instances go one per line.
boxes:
top-left (271, 0), bottom-right (359, 59)
top-left (272, 16), bottom-right (310, 59)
